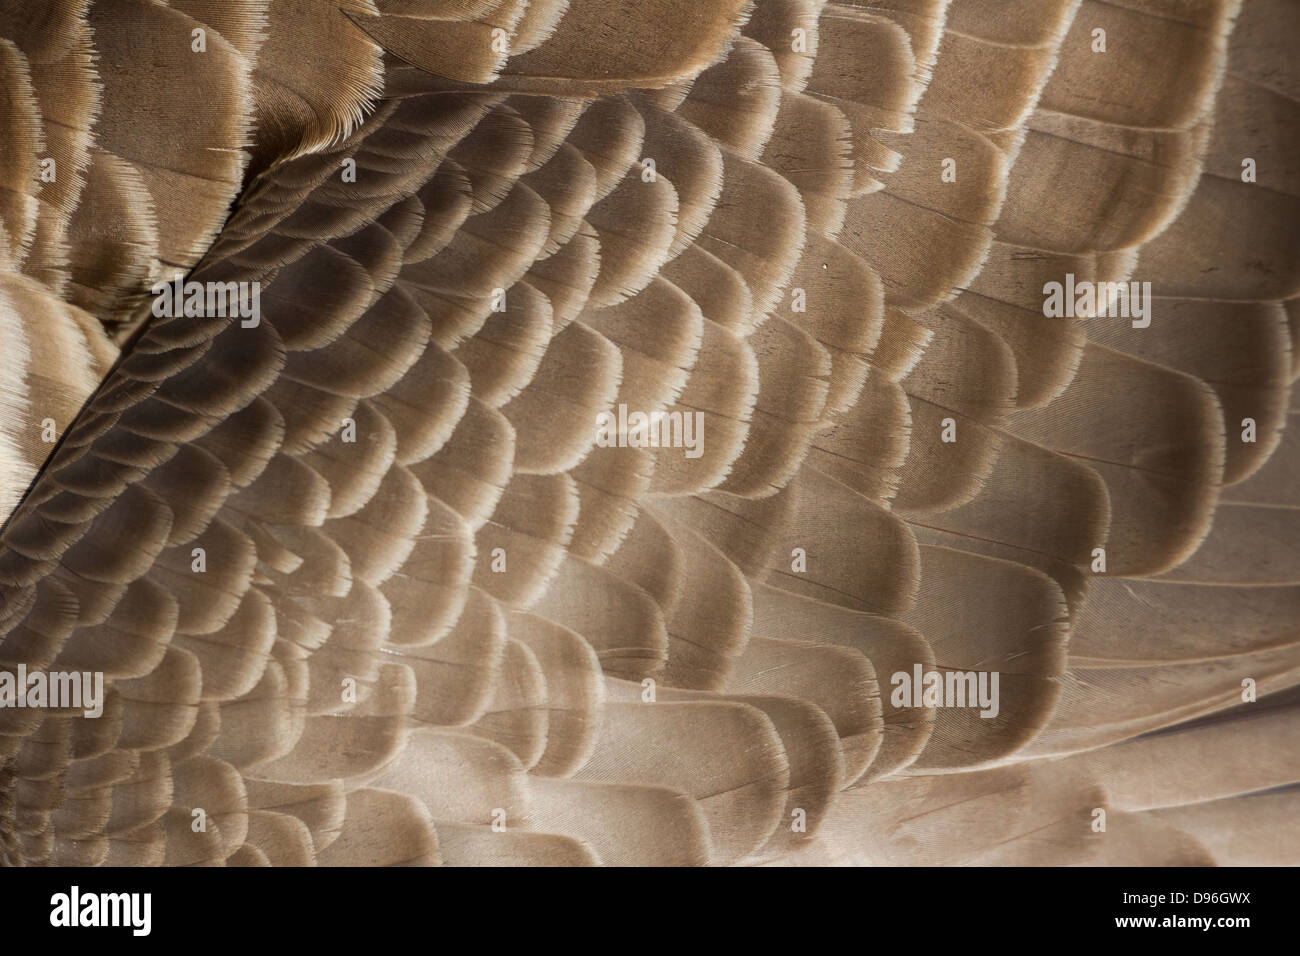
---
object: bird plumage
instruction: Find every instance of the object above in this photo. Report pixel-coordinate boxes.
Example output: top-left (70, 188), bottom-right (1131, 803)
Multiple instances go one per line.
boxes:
top-left (0, 0), bottom-right (1297, 866)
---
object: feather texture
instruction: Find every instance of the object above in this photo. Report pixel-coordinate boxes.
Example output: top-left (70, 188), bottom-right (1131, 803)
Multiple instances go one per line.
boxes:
top-left (0, 0), bottom-right (1297, 868)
